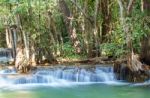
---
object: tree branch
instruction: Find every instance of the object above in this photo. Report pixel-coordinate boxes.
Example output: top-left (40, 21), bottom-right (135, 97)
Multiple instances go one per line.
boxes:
top-left (117, 0), bottom-right (124, 24)
top-left (70, 0), bottom-right (94, 24)
top-left (127, 0), bottom-right (135, 15)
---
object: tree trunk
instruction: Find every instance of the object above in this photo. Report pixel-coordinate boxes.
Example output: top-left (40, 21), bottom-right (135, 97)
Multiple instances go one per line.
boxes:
top-left (93, 0), bottom-right (100, 57)
top-left (15, 41), bottom-right (30, 73)
top-left (101, 0), bottom-right (111, 42)
top-left (58, 0), bottom-right (82, 53)
top-left (15, 14), bottom-right (30, 73)
top-left (83, 0), bottom-right (94, 57)
top-left (118, 0), bottom-right (137, 71)
top-left (140, 0), bottom-right (150, 65)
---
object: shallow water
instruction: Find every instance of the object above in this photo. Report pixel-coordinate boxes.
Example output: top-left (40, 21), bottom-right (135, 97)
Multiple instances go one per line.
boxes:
top-left (0, 84), bottom-right (149, 98)
top-left (0, 66), bottom-right (149, 98)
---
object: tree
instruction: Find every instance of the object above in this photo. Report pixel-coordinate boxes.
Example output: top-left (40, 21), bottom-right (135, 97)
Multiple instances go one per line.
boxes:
top-left (140, 0), bottom-right (150, 65)
top-left (58, 0), bottom-right (82, 54)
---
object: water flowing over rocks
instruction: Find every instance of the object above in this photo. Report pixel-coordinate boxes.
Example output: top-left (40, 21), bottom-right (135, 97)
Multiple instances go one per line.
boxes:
top-left (0, 48), bottom-right (14, 63)
top-left (0, 65), bottom-right (116, 86)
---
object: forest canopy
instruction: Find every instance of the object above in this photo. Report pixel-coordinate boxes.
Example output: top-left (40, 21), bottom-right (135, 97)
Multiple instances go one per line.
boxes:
top-left (0, 0), bottom-right (150, 72)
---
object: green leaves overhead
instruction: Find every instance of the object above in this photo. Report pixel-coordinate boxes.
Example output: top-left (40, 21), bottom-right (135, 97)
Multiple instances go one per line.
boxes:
top-left (13, 4), bottom-right (27, 14)
top-left (0, 0), bottom-right (149, 59)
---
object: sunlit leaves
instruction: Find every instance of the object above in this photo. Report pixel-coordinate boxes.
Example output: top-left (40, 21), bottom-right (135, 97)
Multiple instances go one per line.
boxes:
top-left (0, 0), bottom-right (149, 58)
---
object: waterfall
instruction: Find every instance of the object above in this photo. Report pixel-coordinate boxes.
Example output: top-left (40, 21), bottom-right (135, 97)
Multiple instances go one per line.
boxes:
top-left (0, 48), bottom-right (13, 63)
top-left (0, 66), bottom-right (117, 87)
top-left (0, 67), bottom-right (16, 74)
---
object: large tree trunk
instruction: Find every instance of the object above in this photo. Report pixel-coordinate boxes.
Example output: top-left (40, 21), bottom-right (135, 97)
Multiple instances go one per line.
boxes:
top-left (117, 0), bottom-right (136, 71)
top-left (140, 0), bottom-right (150, 65)
top-left (71, 0), bottom-right (101, 57)
top-left (93, 0), bottom-right (101, 57)
top-left (58, 0), bottom-right (82, 53)
top-left (47, 11), bottom-right (60, 56)
top-left (15, 41), bottom-right (30, 73)
top-left (14, 14), bottom-right (30, 73)
top-left (83, 0), bottom-right (95, 57)
top-left (101, 0), bottom-right (112, 42)
top-left (141, 34), bottom-right (150, 65)
top-left (83, 0), bottom-right (91, 57)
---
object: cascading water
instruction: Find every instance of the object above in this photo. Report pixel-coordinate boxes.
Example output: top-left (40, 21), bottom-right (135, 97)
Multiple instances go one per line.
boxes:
top-left (0, 66), bottom-right (149, 98)
top-left (0, 48), bottom-right (13, 63)
top-left (0, 66), bottom-right (117, 87)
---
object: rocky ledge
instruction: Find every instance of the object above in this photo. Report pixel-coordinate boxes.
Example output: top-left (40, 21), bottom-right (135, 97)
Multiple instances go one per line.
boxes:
top-left (114, 62), bottom-right (150, 83)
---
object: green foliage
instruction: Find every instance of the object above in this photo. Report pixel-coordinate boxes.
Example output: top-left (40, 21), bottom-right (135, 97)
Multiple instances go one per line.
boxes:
top-left (100, 21), bottom-right (127, 57)
top-left (101, 43), bottom-right (125, 58)
top-left (62, 42), bottom-right (76, 58)
top-left (129, 7), bottom-right (148, 53)
top-left (131, 17), bottom-right (145, 53)
top-left (0, 0), bottom-right (149, 60)
top-left (61, 42), bottom-right (82, 59)
top-left (101, 9), bottom-right (147, 57)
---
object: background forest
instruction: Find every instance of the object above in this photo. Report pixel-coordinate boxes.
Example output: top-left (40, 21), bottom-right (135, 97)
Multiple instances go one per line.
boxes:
top-left (0, 0), bottom-right (150, 72)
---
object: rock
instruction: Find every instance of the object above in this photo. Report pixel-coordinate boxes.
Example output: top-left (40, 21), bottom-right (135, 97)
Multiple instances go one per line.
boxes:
top-left (114, 62), bottom-right (150, 82)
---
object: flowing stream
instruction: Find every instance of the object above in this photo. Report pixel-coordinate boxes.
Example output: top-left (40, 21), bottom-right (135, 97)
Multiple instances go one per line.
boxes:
top-left (0, 66), bottom-right (116, 86)
top-left (0, 65), bottom-right (150, 98)
top-left (0, 48), bottom-right (13, 63)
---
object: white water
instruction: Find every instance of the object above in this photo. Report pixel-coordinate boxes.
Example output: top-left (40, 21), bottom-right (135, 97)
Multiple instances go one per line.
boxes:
top-left (0, 48), bottom-right (13, 63)
top-left (1, 65), bottom-right (149, 89)
top-left (0, 66), bottom-right (123, 88)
